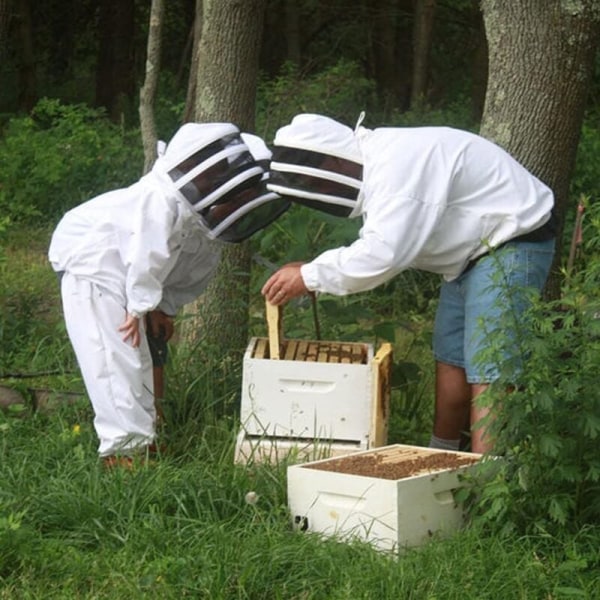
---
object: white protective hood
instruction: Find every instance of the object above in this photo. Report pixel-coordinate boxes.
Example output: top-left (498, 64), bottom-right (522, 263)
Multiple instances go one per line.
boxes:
top-left (268, 113), bottom-right (365, 218)
top-left (153, 124), bottom-right (289, 243)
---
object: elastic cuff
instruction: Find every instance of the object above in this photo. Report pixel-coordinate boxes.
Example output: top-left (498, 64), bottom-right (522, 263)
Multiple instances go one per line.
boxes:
top-left (300, 263), bottom-right (318, 292)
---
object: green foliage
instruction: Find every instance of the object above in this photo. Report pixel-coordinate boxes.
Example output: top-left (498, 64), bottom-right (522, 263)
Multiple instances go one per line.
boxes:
top-left (0, 99), bottom-right (142, 225)
top-left (466, 201), bottom-right (600, 536)
top-left (570, 118), bottom-right (600, 204)
top-left (255, 59), bottom-right (377, 140)
top-left (384, 95), bottom-right (478, 131)
top-left (158, 337), bottom-right (243, 454)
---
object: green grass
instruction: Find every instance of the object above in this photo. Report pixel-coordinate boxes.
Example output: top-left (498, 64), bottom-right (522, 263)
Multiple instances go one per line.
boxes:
top-left (1, 403), bottom-right (599, 599)
top-left (1, 227), bottom-right (599, 599)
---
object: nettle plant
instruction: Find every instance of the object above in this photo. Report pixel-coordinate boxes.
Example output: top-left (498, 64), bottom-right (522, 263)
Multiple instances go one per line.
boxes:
top-left (462, 203), bottom-right (600, 536)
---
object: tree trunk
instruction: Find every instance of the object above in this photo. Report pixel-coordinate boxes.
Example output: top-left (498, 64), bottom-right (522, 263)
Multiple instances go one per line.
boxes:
top-left (15, 0), bottom-right (35, 112)
top-left (369, 0), bottom-right (412, 112)
top-left (410, 0), bottom-right (436, 109)
top-left (469, 5), bottom-right (487, 123)
top-left (0, 0), bottom-right (12, 63)
top-left (185, 0), bottom-right (267, 361)
top-left (95, 0), bottom-right (135, 122)
top-left (182, 0), bottom-right (203, 124)
top-left (139, 0), bottom-right (164, 174)
top-left (479, 0), bottom-right (600, 298)
top-left (284, 0), bottom-right (301, 65)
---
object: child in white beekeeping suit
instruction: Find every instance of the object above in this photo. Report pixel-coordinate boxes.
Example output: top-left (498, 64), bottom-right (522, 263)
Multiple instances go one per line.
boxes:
top-left (49, 123), bottom-right (289, 467)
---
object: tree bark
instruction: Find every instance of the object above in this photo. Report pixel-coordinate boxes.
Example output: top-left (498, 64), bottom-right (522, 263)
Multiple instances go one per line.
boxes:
top-left (0, 0), bottom-right (12, 63)
top-left (139, 0), bottom-right (164, 174)
top-left (185, 0), bottom-right (267, 360)
top-left (479, 0), bottom-right (600, 298)
top-left (284, 0), bottom-right (301, 65)
top-left (410, 0), bottom-right (437, 109)
top-left (369, 0), bottom-right (413, 112)
top-left (95, 0), bottom-right (136, 122)
top-left (182, 0), bottom-right (203, 124)
top-left (470, 6), bottom-right (487, 123)
top-left (15, 0), bottom-right (35, 112)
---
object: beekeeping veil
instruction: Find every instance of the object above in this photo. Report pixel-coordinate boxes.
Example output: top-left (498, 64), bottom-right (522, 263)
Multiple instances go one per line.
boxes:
top-left (199, 133), bottom-right (291, 243)
top-left (156, 123), bottom-right (289, 242)
top-left (267, 113), bottom-right (364, 218)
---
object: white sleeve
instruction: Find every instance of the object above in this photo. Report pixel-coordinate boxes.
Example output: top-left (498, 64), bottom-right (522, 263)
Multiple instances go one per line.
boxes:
top-left (301, 193), bottom-right (444, 295)
top-left (123, 194), bottom-right (179, 317)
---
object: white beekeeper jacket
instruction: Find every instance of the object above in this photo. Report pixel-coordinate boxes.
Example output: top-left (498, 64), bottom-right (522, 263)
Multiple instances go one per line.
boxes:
top-left (49, 158), bottom-right (221, 318)
top-left (296, 125), bottom-right (554, 295)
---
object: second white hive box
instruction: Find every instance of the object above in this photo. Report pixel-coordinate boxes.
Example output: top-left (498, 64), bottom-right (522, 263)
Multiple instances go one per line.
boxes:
top-left (287, 444), bottom-right (482, 552)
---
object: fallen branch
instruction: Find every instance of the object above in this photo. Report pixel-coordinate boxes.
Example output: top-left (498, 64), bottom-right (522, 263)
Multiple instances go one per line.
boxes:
top-left (0, 370), bottom-right (75, 380)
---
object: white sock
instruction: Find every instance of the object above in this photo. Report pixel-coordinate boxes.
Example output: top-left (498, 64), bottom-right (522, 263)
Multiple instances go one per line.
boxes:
top-left (428, 435), bottom-right (460, 451)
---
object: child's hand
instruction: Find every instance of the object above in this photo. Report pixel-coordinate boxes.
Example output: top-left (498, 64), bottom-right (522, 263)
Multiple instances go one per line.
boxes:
top-left (146, 310), bottom-right (174, 342)
top-left (119, 313), bottom-right (141, 347)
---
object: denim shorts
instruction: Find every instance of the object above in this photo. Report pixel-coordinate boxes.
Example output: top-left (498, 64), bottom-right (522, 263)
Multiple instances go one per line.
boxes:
top-left (433, 239), bottom-right (555, 383)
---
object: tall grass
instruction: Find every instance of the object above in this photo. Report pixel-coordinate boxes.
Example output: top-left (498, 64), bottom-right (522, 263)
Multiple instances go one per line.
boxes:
top-left (1, 399), bottom-right (599, 599)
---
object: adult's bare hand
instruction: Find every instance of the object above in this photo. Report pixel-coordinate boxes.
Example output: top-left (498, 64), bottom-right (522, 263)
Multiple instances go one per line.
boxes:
top-left (119, 313), bottom-right (141, 347)
top-left (261, 262), bottom-right (309, 306)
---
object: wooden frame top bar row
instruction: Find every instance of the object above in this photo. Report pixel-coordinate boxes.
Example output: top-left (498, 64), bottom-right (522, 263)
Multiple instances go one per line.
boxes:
top-left (251, 337), bottom-right (369, 364)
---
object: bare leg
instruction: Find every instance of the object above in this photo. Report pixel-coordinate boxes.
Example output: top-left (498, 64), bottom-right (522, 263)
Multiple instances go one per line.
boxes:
top-left (433, 361), bottom-right (471, 441)
top-left (471, 383), bottom-right (493, 453)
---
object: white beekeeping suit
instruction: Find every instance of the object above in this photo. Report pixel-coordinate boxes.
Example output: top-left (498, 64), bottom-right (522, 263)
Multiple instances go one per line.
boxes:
top-left (268, 113), bottom-right (554, 291)
top-left (49, 123), bottom-right (288, 459)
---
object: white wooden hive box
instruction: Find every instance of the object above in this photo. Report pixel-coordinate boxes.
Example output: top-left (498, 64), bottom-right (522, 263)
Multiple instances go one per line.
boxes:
top-left (235, 302), bottom-right (392, 464)
top-left (239, 336), bottom-right (374, 441)
top-left (287, 444), bottom-right (482, 552)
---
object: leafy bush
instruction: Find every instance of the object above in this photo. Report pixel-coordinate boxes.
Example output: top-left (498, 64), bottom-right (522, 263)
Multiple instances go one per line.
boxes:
top-left (570, 119), bottom-right (600, 204)
top-left (466, 200), bottom-right (600, 536)
top-left (255, 59), bottom-right (377, 141)
top-left (0, 98), bottom-right (143, 225)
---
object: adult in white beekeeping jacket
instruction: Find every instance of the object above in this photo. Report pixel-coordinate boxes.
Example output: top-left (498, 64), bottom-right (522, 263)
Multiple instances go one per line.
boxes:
top-left (261, 113), bottom-right (556, 455)
top-left (49, 123), bottom-right (289, 466)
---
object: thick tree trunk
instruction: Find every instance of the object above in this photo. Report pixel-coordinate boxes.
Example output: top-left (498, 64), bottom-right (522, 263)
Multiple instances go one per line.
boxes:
top-left (0, 0), bottom-right (11, 63)
top-left (139, 0), bottom-right (164, 174)
top-left (469, 7), bottom-right (487, 123)
top-left (284, 0), bottom-right (301, 65)
top-left (184, 0), bottom-right (267, 360)
top-left (480, 0), bottom-right (600, 298)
